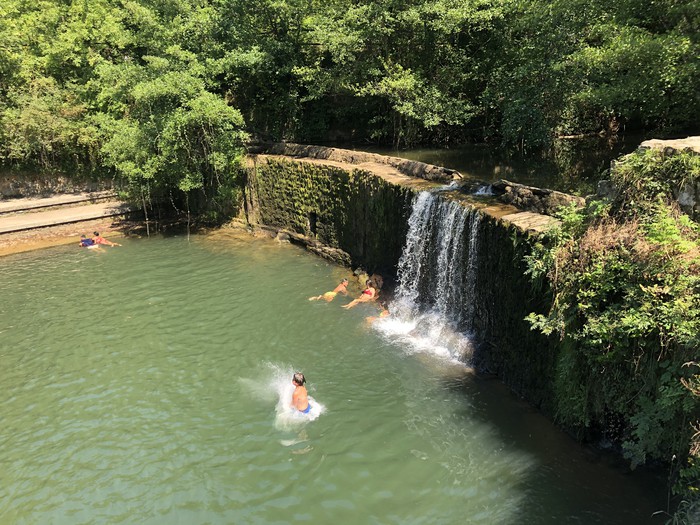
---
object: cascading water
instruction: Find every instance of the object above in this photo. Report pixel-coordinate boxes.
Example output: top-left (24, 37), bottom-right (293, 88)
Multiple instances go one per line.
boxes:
top-left (375, 191), bottom-right (481, 361)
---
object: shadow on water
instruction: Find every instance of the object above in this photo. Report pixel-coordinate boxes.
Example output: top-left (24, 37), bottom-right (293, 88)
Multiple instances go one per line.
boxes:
top-left (439, 371), bottom-right (669, 525)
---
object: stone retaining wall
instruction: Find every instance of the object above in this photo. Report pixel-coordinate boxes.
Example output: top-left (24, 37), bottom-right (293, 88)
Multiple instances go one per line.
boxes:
top-left (250, 142), bottom-right (462, 183)
top-left (640, 137), bottom-right (700, 219)
top-left (242, 155), bottom-right (416, 273)
top-left (0, 172), bottom-right (114, 199)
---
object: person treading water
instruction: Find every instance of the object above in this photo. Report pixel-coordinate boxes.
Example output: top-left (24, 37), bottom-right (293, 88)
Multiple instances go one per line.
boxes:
top-left (291, 372), bottom-right (311, 414)
top-left (341, 279), bottom-right (377, 309)
top-left (308, 278), bottom-right (348, 302)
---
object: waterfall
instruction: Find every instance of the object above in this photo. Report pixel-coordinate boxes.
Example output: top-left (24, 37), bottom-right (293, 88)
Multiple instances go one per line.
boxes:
top-left (376, 191), bottom-right (481, 362)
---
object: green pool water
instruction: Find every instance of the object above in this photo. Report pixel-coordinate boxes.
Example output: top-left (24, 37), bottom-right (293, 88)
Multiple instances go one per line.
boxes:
top-left (0, 231), bottom-right (665, 524)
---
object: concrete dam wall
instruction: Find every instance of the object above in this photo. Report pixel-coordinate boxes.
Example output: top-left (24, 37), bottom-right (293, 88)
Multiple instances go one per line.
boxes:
top-left (240, 143), bottom-right (562, 414)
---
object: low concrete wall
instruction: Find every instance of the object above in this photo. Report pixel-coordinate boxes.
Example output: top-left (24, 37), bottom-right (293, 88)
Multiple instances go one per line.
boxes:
top-left (0, 172), bottom-right (115, 199)
top-left (250, 142), bottom-right (462, 183)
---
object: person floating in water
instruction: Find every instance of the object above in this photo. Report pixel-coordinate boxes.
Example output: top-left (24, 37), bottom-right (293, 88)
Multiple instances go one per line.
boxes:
top-left (366, 300), bottom-right (390, 323)
top-left (291, 372), bottom-right (311, 414)
top-left (308, 278), bottom-right (349, 302)
top-left (79, 234), bottom-right (102, 250)
top-left (92, 231), bottom-right (121, 246)
top-left (341, 279), bottom-right (377, 309)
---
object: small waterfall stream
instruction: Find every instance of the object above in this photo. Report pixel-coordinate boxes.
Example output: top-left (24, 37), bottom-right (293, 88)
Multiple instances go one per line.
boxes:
top-left (376, 190), bottom-right (482, 361)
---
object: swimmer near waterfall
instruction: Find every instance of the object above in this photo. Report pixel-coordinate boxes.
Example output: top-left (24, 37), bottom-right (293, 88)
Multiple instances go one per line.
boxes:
top-left (291, 372), bottom-right (310, 414)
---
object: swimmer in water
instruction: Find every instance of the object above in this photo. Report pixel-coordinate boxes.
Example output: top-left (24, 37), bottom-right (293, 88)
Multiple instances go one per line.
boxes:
top-left (366, 300), bottom-right (390, 324)
top-left (291, 372), bottom-right (311, 414)
top-left (308, 278), bottom-right (349, 302)
top-left (92, 231), bottom-right (121, 246)
top-left (341, 280), bottom-right (377, 309)
top-left (79, 235), bottom-right (102, 250)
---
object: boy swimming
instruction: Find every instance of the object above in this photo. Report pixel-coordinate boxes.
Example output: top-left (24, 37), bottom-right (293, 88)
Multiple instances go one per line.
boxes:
top-left (291, 372), bottom-right (311, 413)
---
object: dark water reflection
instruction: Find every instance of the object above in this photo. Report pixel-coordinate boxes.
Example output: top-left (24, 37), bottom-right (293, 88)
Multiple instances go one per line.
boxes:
top-left (358, 134), bottom-right (645, 195)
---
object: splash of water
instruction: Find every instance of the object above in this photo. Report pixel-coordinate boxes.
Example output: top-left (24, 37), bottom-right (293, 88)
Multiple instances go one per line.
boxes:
top-left (269, 364), bottom-right (324, 430)
top-left (240, 363), bottom-right (324, 432)
top-left (473, 184), bottom-right (495, 196)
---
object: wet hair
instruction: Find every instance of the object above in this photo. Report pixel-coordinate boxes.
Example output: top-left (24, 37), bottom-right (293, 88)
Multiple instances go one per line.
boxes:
top-left (293, 372), bottom-right (306, 386)
top-left (341, 278), bottom-right (348, 283)
top-left (93, 232), bottom-right (100, 236)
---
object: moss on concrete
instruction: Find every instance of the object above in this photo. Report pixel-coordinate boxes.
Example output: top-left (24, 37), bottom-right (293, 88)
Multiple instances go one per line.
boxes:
top-left (244, 156), bottom-right (413, 273)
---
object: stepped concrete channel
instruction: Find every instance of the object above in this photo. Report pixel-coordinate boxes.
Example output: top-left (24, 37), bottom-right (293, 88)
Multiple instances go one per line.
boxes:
top-left (0, 191), bottom-right (133, 256)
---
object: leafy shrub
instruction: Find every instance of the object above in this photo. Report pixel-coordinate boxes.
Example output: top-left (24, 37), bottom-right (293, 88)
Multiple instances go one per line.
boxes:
top-left (526, 148), bottom-right (700, 513)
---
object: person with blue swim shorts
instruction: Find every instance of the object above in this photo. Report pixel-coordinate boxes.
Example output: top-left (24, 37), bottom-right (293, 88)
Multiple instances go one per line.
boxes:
top-left (79, 234), bottom-right (102, 250)
top-left (291, 372), bottom-right (311, 414)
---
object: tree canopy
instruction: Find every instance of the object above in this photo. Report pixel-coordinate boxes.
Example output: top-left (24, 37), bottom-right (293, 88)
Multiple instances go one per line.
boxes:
top-left (1, 0), bottom-right (696, 182)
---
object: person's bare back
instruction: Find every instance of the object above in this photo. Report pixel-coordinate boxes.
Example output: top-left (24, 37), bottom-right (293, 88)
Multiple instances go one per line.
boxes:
top-left (291, 372), bottom-right (310, 413)
top-left (341, 280), bottom-right (377, 309)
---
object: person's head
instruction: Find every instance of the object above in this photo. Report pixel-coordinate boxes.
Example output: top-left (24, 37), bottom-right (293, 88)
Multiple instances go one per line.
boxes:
top-left (380, 300), bottom-right (388, 310)
top-left (292, 372), bottom-right (306, 386)
top-left (341, 278), bottom-right (348, 285)
top-left (81, 234), bottom-right (87, 239)
top-left (93, 232), bottom-right (100, 237)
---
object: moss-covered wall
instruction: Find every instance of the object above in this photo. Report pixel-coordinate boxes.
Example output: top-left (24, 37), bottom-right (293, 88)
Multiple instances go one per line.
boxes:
top-left (470, 213), bottom-right (557, 413)
top-left (244, 156), bottom-right (415, 273)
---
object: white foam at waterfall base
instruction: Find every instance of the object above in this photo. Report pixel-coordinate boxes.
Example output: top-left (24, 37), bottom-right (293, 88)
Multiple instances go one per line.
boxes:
top-left (372, 302), bottom-right (475, 363)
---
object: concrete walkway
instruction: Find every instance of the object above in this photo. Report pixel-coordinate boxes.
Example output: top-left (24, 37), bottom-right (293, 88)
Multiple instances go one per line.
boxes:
top-left (0, 192), bottom-right (133, 234)
top-left (0, 201), bottom-right (131, 234)
top-left (0, 191), bottom-right (117, 214)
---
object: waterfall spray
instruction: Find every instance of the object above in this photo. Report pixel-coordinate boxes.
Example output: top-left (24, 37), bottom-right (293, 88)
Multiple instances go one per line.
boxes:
top-left (378, 191), bottom-right (481, 361)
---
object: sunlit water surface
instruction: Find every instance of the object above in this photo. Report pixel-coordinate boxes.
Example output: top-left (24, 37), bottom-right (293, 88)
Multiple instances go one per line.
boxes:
top-left (0, 232), bottom-right (665, 524)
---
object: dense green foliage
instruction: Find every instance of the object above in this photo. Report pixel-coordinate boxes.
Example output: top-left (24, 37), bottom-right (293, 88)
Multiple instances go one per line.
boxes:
top-left (525, 149), bottom-right (700, 508)
top-left (1, 0), bottom-right (697, 191)
top-left (0, 0), bottom-right (249, 216)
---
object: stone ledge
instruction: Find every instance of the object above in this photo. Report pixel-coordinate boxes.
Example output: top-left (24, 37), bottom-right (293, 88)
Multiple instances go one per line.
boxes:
top-left (250, 142), bottom-right (462, 183)
top-left (639, 136), bottom-right (700, 155)
top-left (249, 154), bottom-right (438, 191)
top-left (247, 151), bottom-right (563, 237)
top-left (491, 179), bottom-right (585, 216)
top-left (500, 211), bottom-right (560, 234)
